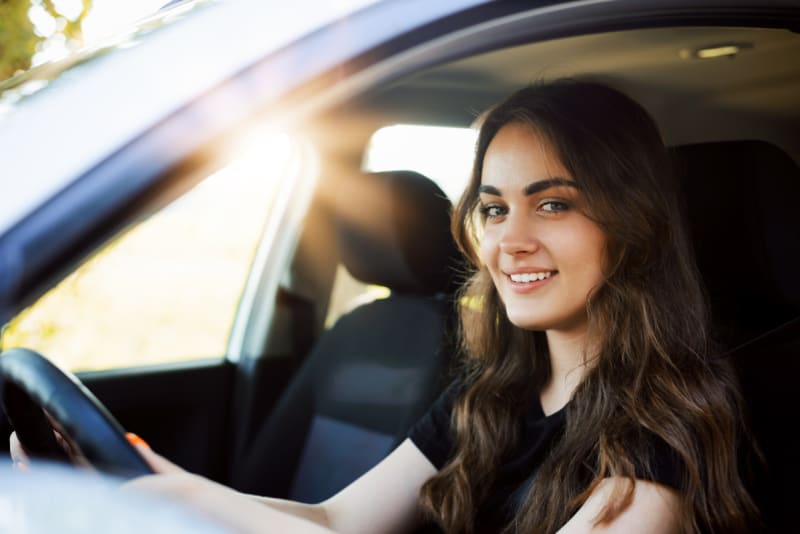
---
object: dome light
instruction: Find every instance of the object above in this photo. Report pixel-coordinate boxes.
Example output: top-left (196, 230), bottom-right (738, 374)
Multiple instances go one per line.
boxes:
top-left (680, 42), bottom-right (753, 60)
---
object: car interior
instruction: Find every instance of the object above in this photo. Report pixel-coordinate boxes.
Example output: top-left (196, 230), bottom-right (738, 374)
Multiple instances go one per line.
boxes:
top-left (1, 3), bottom-right (799, 532)
top-left (230, 170), bottom-right (463, 501)
top-left (270, 21), bottom-right (800, 525)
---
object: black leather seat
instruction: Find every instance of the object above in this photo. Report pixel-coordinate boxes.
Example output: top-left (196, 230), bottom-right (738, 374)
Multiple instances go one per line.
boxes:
top-left (231, 170), bottom-right (462, 502)
top-left (671, 140), bottom-right (800, 532)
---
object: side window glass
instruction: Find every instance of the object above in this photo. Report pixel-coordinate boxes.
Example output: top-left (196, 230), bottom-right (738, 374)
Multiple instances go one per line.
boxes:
top-left (323, 124), bottom-right (476, 327)
top-left (1, 133), bottom-right (298, 372)
top-left (363, 123), bottom-right (477, 201)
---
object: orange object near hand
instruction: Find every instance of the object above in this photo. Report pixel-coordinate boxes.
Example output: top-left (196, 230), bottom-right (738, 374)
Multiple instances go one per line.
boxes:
top-left (125, 432), bottom-right (151, 449)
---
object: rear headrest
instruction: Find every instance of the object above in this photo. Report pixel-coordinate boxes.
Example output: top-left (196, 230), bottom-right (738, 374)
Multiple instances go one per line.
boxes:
top-left (334, 171), bottom-right (462, 295)
top-left (671, 140), bottom-right (800, 346)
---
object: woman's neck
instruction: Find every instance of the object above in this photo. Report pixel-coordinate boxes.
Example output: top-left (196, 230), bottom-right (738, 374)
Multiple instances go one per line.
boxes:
top-left (539, 329), bottom-right (596, 415)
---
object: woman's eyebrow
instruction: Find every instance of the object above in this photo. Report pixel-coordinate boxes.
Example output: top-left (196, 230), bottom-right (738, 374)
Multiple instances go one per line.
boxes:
top-left (478, 184), bottom-right (501, 195)
top-left (478, 178), bottom-right (578, 197)
top-left (523, 177), bottom-right (579, 195)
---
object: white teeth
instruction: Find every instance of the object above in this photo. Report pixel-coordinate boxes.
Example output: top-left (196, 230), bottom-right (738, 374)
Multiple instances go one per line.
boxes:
top-left (509, 271), bottom-right (554, 283)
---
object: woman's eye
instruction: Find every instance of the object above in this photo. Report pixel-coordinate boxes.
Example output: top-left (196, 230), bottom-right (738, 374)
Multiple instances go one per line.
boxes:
top-left (539, 200), bottom-right (569, 213)
top-left (479, 204), bottom-right (507, 219)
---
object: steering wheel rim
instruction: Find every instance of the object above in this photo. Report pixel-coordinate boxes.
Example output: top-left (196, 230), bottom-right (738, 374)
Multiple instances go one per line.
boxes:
top-left (0, 348), bottom-right (153, 479)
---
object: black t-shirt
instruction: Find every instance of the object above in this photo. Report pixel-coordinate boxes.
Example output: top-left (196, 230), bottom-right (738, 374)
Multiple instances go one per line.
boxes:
top-left (408, 380), bottom-right (683, 533)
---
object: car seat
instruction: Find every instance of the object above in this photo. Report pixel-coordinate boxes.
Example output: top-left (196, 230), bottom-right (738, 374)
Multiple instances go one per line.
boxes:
top-left (231, 170), bottom-right (463, 503)
top-left (672, 140), bottom-right (800, 532)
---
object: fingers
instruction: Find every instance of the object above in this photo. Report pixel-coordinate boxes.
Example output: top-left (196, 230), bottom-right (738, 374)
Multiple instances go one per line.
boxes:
top-left (125, 432), bottom-right (150, 449)
top-left (126, 433), bottom-right (185, 474)
top-left (10, 429), bottom-right (183, 475)
top-left (9, 431), bottom-right (30, 470)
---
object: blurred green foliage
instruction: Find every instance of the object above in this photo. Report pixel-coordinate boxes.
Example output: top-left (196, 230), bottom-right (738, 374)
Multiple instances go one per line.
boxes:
top-left (0, 0), bottom-right (91, 81)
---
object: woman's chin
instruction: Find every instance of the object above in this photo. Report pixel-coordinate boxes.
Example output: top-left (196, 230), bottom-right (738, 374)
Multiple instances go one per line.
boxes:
top-left (505, 312), bottom-right (588, 335)
top-left (506, 315), bottom-right (549, 331)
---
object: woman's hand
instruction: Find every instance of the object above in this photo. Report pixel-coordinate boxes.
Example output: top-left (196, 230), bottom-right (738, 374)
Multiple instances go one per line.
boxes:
top-left (10, 421), bottom-right (99, 469)
top-left (9, 431), bottom-right (29, 470)
top-left (126, 434), bottom-right (183, 474)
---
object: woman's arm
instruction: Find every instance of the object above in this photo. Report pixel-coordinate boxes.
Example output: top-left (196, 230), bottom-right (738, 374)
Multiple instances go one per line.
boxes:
top-left (125, 470), bottom-right (337, 534)
top-left (130, 437), bottom-right (437, 534)
top-left (556, 478), bottom-right (681, 534)
top-left (250, 439), bottom-right (437, 534)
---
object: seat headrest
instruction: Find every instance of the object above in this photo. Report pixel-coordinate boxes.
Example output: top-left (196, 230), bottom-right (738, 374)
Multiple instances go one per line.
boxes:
top-left (334, 171), bottom-right (461, 295)
top-left (671, 140), bottom-right (800, 345)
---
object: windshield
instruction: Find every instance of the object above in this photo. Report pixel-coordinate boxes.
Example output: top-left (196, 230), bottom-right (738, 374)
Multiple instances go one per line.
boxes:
top-left (0, 0), bottom-right (209, 115)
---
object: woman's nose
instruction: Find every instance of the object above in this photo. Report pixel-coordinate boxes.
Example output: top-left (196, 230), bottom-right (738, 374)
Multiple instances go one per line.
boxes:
top-left (498, 213), bottom-right (539, 255)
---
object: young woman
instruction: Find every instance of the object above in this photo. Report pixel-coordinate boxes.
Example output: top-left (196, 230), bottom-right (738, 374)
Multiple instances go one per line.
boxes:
top-left (11, 80), bottom-right (760, 533)
top-left (408, 80), bottom-right (760, 533)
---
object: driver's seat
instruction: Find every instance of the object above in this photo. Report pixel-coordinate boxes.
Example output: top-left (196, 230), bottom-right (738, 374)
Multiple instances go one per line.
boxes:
top-left (231, 170), bottom-right (462, 502)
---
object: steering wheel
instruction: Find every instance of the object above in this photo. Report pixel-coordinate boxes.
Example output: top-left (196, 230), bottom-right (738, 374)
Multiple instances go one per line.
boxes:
top-left (0, 348), bottom-right (153, 479)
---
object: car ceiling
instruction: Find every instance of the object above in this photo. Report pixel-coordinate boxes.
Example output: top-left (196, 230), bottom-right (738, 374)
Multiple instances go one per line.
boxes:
top-left (327, 25), bottom-right (800, 166)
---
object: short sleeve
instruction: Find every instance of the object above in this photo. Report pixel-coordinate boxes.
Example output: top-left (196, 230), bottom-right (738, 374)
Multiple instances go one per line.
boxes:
top-left (633, 432), bottom-right (686, 491)
top-left (408, 379), bottom-right (462, 469)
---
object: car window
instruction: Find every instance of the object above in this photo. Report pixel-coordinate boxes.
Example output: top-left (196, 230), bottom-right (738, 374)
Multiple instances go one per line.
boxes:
top-left (0, 132), bottom-right (298, 372)
top-left (0, 0), bottom-right (205, 113)
top-left (363, 123), bottom-right (477, 201)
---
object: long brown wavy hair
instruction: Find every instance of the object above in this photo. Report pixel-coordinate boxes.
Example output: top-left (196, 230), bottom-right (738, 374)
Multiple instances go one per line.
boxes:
top-left (418, 80), bottom-right (760, 533)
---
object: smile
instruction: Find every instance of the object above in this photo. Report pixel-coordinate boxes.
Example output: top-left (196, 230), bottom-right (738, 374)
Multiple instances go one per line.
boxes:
top-left (508, 271), bottom-right (556, 283)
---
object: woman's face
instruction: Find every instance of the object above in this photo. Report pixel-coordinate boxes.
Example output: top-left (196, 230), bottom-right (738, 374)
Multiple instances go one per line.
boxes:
top-left (478, 123), bottom-right (606, 335)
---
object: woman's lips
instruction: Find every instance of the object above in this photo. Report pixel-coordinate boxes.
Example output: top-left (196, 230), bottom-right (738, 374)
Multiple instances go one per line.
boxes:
top-left (505, 271), bottom-right (557, 293)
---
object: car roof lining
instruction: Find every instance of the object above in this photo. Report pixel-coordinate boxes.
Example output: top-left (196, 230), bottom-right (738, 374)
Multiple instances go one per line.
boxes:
top-left (324, 25), bottom-right (800, 165)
